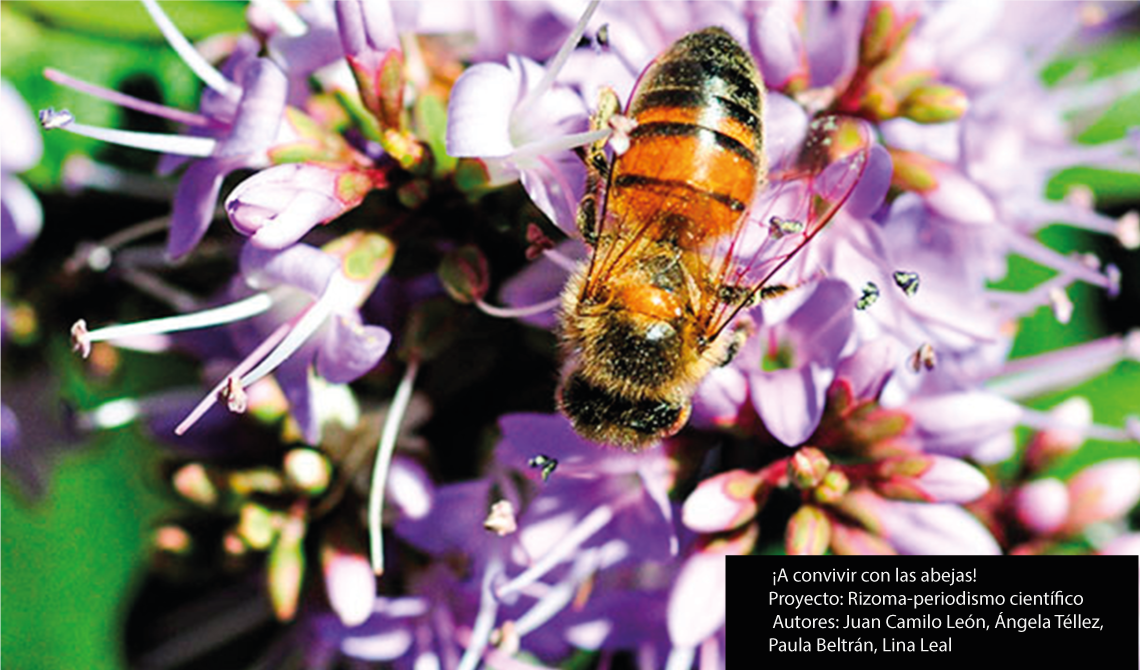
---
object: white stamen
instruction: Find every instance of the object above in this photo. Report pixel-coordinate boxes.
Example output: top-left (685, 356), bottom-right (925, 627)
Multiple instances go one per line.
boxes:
top-left (475, 296), bottom-right (562, 319)
top-left (496, 505), bottom-right (615, 599)
top-left (514, 0), bottom-right (601, 118)
top-left (81, 292), bottom-right (275, 346)
top-left (1048, 287), bottom-right (1073, 324)
top-left (53, 120), bottom-right (217, 157)
top-left (176, 320), bottom-right (293, 435)
top-left (250, 0), bottom-right (308, 37)
top-left (512, 542), bottom-right (626, 638)
top-left (512, 128), bottom-right (611, 164)
top-left (1019, 407), bottom-right (1137, 444)
top-left (541, 247), bottom-right (580, 273)
top-left (369, 356), bottom-right (420, 574)
top-left (141, 0), bottom-right (241, 99)
top-left (456, 554), bottom-right (505, 670)
top-left (44, 68), bottom-right (210, 127)
top-left (64, 155), bottom-right (176, 201)
top-left (237, 279), bottom-right (343, 388)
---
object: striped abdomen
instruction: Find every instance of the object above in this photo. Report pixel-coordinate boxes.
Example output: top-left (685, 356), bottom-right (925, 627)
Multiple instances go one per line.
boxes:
top-left (607, 27), bottom-right (765, 248)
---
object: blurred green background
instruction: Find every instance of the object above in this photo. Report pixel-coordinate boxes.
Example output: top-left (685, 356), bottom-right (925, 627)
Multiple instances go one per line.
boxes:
top-left (2, 2), bottom-right (1139, 669)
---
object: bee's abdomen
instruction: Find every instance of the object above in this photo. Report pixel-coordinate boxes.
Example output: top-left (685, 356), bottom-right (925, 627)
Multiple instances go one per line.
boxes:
top-left (609, 28), bottom-right (764, 244)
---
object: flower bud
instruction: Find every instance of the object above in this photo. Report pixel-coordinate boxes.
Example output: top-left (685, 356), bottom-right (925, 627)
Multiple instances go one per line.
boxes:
top-left (238, 502), bottom-right (279, 550)
top-left (790, 447), bottom-right (831, 489)
top-left (439, 245), bottom-right (490, 304)
top-left (284, 448), bottom-right (332, 497)
top-left (812, 469), bottom-right (850, 505)
top-left (1013, 478), bottom-right (1069, 535)
top-left (268, 502), bottom-right (308, 622)
top-left (889, 148), bottom-right (940, 193)
top-left (786, 504), bottom-right (832, 555)
top-left (336, 0), bottom-right (404, 132)
top-left (321, 528), bottom-right (375, 628)
top-left (226, 163), bottom-right (380, 249)
top-left (1065, 459), bottom-right (1140, 530)
top-left (829, 521), bottom-right (896, 555)
top-left (900, 84), bottom-right (969, 124)
top-left (174, 464), bottom-right (224, 509)
top-left (859, 1), bottom-right (918, 66)
top-left (682, 469), bottom-right (766, 533)
top-left (873, 455), bottom-right (989, 503)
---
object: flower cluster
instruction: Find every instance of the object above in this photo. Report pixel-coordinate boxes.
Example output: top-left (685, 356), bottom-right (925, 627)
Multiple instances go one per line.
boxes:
top-left (3, 1), bottom-right (1139, 668)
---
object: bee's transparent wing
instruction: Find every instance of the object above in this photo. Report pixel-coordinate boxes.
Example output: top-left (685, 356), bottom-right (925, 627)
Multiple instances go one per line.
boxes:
top-left (703, 114), bottom-right (877, 342)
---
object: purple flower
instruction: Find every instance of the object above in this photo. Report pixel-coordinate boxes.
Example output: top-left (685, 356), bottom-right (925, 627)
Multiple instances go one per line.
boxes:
top-left (1064, 459), bottom-right (1140, 532)
top-left (225, 162), bottom-right (386, 249)
top-left (746, 279), bottom-right (856, 446)
top-left (73, 233), bottom-right (394, 443)
top-left (1, 80), bottom-right (42, 261)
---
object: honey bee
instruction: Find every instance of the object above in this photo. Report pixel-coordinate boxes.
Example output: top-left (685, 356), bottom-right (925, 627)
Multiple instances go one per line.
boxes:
top-left (557, 27), bottom-right (872, 449)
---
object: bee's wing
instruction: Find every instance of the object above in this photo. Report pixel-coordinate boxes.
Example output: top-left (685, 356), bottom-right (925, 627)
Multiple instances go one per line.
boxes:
top-left (701, 115), bottom-right (877, 343)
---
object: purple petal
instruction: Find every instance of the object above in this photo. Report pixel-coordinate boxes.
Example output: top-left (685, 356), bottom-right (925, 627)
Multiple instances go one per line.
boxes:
top-left (751, 5), bottom-right (805, 90)
top-left (786, 279), bottom-right (855, 363)
top-left (519, 150), bottom-right (586, 234)
top-left (395, 479), bottom-right (494, 557)
top-left (0, 404), bottom-right (40, 499)
top-left (496, 412), bottom-right (600, 475)
top-left (274, 352), bottom-right (320, 444)
top-left (876, 500), bottom-right (1001, 555)
top-left (690, 365), bottom-right (748, 430)
top-left (315, 314), bottom-right (390, 383)
top-left (843, 143), bottom-right (893, 218)
top-left (906, 391), bottom-right (1022, 459)
top-left (1, 174), bottom-right (42, 261)
top-left (667, 551), bottom-right (725, 648)
top-left (240, 241), bottom-right (339, 296)
top-left (833, 336), bottom-right (905, 401)
top-left (227, 163), bottom-right (360, 249)
top-left (168, 158), bottom-right (231, 260)
top-left (446, 62), bottom-right (520, 158)
top-left (499, 241), bottom-right (579, 329)
top-left (916, 456), bottom-right (990, 503)
top-left (763, 93), bottom-right (809, 169)
top-left (1, 80), bottom-right (43, 171)
top-left (751, 364), bottom-right (828, 446)
top-left (267, 1), bottom-right (344, 79)
top-left (216, 58), bottom-right (287, 159)
top-left (336, 0), bottom-right (398, 67)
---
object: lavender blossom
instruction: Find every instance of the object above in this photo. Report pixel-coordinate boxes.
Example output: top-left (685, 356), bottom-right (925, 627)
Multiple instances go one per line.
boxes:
top-left (5, 2), bottom-right (1139, 669)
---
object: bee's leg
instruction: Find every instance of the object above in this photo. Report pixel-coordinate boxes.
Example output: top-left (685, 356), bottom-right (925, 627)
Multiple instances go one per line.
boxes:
top-left (574, 87), bottom-right (621, 245)
top-left (576, 191), bottom-right (601, 245)
top-left (716, 282), bottom-right (792, 309)
top-left (718, 319), bottom-right (754, 366)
